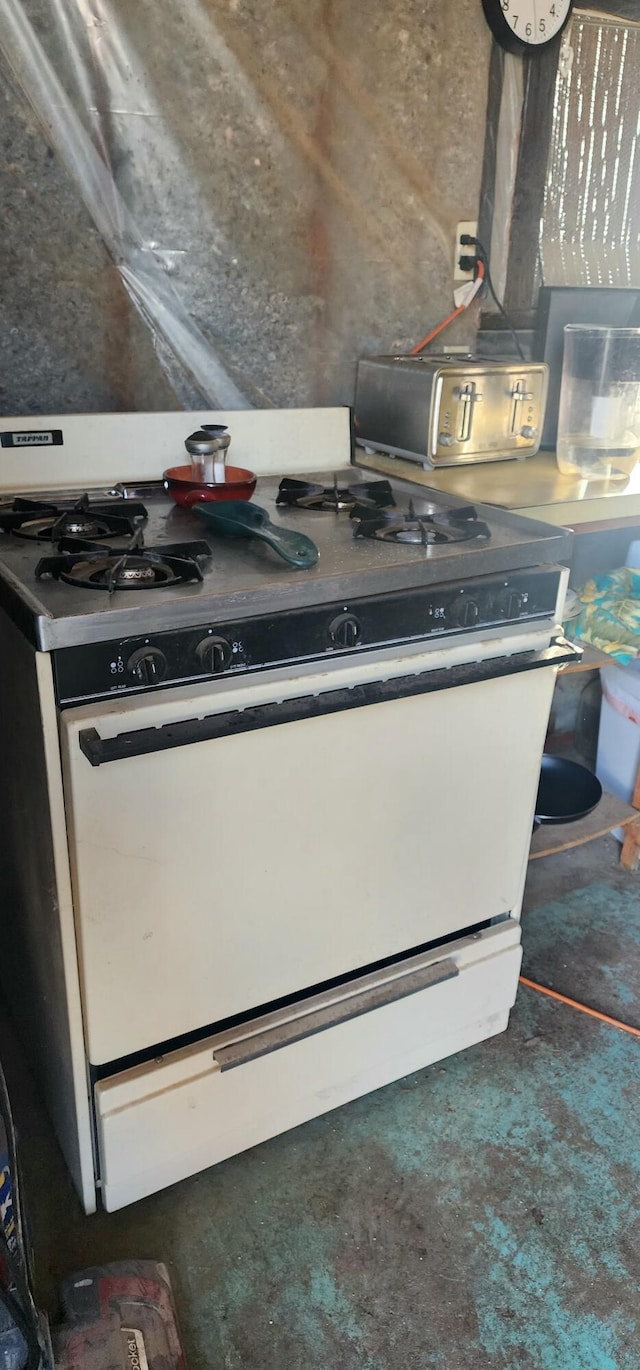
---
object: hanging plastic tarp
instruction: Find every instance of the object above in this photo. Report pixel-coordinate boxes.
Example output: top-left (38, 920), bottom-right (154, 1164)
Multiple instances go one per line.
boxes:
top-left (0, 0), bottom-right (489, 411)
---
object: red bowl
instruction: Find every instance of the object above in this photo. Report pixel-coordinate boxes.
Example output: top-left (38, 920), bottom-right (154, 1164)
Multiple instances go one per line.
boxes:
top-left (163, 464), bottom-right (257, 508)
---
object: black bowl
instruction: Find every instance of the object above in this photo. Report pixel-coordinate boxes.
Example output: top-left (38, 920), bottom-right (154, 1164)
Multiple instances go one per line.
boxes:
top-left (535, 755), bottom-right (603, 825)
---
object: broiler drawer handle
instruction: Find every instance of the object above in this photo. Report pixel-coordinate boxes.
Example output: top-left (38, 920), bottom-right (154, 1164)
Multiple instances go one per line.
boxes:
top-left (212, 958), bottom-right (459, 1072)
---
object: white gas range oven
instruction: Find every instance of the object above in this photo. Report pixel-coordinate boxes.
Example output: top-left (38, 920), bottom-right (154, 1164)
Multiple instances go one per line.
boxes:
top-left (0, 408), bottom-right (575, 1212)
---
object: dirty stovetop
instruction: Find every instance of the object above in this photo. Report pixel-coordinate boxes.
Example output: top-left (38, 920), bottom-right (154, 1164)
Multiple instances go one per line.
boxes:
top-left (0, 470), bottom-right (572, 650)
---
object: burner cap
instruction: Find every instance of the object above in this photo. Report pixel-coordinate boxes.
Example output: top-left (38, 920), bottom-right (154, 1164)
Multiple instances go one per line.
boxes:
top-left (114, 561), bottom-right (157, 583)
top-left (12, 514), bottom-right (114, 542)
top-left (61, 516), bottom-right (104, 537)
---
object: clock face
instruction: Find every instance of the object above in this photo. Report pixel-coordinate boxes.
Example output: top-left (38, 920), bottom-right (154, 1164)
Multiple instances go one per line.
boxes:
top-left (482, 0), bottom-right (573, 53)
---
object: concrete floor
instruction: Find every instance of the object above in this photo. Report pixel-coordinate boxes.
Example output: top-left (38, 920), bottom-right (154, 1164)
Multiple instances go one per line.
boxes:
top-left (1, 834), bottom-right (638, 1368)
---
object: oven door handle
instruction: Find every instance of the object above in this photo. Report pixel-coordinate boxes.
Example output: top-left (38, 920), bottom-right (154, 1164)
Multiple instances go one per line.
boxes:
top-left (212, 956), bottom-right (460, 1072)
top-left (77, 638), bottom-right (581, 767)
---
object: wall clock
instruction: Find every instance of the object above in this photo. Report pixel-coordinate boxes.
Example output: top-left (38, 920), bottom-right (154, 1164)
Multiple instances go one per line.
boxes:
top-left (481, 0), bottom-right (574, 54)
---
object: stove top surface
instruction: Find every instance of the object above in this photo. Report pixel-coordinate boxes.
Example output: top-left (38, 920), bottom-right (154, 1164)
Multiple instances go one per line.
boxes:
top-left (0, 469), bottom-right (571, 650)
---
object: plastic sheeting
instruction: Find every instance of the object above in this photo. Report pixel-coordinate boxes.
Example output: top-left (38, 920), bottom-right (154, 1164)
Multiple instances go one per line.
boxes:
top-left (0, 0), bottom-right (249, 407)
top-left (0, 0), bottom-right (491, 412)
top-left (488, 53), bottom-right (523, 305)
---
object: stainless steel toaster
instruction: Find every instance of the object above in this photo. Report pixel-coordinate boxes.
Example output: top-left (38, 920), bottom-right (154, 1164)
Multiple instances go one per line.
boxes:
top-left (353, 354), bottom-right (549, 468)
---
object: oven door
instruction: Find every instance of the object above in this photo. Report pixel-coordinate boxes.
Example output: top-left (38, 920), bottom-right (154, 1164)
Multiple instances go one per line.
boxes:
top-left (59, 638), bottom-right (568, 1066)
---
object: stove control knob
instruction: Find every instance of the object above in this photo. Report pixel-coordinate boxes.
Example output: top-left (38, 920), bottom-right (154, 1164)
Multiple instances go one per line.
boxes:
top-left (329, 613), bottom-right (362, 649)
top-left (127, 646), bottom-right (167, 686)
top-left (452, 596), bottom-right (480, 629)
top-left (195, 636), bottom-right (232, 674)
top-left (495, 588), bottom-right (525, 619)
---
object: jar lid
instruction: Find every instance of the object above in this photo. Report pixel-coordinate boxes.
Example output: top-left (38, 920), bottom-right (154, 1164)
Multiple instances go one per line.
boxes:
top-left (185, 428), bottom-right (231, 456)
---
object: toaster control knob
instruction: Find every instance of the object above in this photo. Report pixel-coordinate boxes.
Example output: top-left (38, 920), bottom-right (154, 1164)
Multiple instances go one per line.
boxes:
top-left (438, 432), bottom-right (455, 447)
top-left (329, 613), bottom-right (362, 648)
top-left (195, 636), bottom-right (233, 673)
top-left (452, 596), bottom-right (480, 629)
top-left (520, 424), bottom-right (537, 440)
top-left (127, 646), bottom-right (167, 686)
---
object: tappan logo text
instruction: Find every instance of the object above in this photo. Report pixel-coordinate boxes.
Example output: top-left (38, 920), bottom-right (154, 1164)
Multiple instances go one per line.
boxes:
top-left (15, 432), bottom-right (55, 444)
top-left (0, 429), bottom-right (63, 447)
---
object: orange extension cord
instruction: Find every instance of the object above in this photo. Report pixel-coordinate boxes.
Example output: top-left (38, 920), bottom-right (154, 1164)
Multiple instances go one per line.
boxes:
top-left (519, 976), bottom-right (640, 1040)
top-left (411, 260), bottom-right (485, 355)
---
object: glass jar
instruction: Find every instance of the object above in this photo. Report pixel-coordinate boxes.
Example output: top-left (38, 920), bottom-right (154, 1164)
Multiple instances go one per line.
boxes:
top-left (556, 325), bottom-right (640, 481)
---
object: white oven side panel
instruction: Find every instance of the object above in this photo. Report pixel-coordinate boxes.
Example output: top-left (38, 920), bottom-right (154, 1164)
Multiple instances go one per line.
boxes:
top-left (0, 616), bottom-right (96, 1212)
top-left (61, 657), bottom-right (555, 1065)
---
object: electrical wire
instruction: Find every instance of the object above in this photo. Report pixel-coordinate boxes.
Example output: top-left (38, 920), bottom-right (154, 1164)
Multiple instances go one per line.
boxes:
top-left (519, 976), bottom-right (640, 1040)
top-left (410, 260), bottom-right (485, 355)
top-left (466, 236), bottom-right (526, 362)
top-left (410, 305), bottom-right (465, 356)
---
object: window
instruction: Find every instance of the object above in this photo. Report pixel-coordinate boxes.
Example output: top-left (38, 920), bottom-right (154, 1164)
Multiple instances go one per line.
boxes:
top-left (541, 10), bottom-right (640, 287)
top-left (483, 3), bottom-right (640, 316)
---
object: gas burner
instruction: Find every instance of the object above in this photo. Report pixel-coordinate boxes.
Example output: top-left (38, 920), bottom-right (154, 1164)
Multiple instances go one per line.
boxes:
top-left (0, 494), bottom-right (148, 542)
top-left (351, 500), bottom-right (491, 546)
top-left (63, 555), bottom-right (179, 592)
top-left (277, 476), bottom-right (395, 513)
top-left (35, 539), bottom-right (211, 595)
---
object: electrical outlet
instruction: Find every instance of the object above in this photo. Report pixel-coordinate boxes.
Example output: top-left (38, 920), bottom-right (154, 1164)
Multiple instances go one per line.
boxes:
top-left (454, 220), bottom-right (478, 282)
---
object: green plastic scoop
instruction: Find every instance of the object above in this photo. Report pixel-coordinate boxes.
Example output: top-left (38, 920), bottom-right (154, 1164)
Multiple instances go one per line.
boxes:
top-left (195, 500), bottom-right (319, 569)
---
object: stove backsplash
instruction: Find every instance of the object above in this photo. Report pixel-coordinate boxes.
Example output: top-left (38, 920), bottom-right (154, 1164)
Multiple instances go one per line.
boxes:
top-left (0, 410), bottom-right (352, 494)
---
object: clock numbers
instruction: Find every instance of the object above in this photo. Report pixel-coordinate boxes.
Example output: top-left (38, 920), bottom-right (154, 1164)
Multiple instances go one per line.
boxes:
top-left (484, 0), bottom-right (573, 51)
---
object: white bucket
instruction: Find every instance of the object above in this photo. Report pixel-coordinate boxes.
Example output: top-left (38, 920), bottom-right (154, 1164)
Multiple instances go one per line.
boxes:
top-left (596, 662), bottom-right (640, 812)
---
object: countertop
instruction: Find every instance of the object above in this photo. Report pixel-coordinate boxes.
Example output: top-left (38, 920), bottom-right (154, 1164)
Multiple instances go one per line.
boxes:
top-left (354, 449), bottom-right (640, 528)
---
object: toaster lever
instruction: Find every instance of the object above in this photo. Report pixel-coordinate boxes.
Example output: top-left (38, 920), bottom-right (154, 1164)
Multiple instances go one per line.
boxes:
top-left (510, 381), bottom-right (534, 436)
top-left (454, 383), bottom-right (484, 443)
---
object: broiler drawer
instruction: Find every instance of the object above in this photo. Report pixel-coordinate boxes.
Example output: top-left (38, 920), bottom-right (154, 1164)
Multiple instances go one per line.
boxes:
top-left (95, 922), bottom-right (522, 1210)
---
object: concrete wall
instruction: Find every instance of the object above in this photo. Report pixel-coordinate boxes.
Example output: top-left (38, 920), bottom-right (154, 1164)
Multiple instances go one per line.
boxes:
top-left (0, 0), bottom-right (491, 415)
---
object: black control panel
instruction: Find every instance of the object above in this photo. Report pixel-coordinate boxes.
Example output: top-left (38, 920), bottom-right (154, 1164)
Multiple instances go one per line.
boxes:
top-left (53, 568), bottom-right (561, 706)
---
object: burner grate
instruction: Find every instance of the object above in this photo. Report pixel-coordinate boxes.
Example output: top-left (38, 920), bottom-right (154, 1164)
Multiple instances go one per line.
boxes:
top-left (0, 493), bottom-right (148, 542)
top-left (35, 537), bottom-right (211, 595)
top-left (351, 500), bottom-right (491, 546)
top-left (277, 476), bottom-right (395, 513)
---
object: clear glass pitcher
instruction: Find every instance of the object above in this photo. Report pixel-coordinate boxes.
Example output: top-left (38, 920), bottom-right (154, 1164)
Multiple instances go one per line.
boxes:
top-left (556, 325), bottom-right (640, 481)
